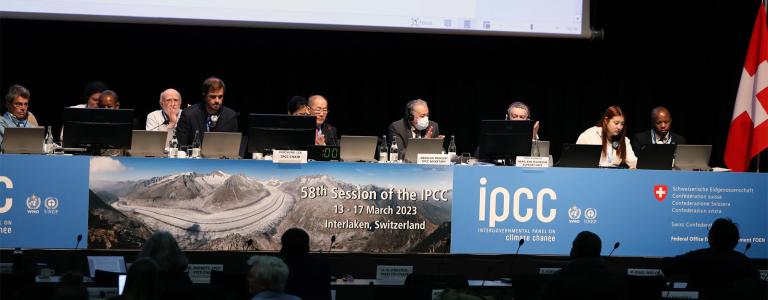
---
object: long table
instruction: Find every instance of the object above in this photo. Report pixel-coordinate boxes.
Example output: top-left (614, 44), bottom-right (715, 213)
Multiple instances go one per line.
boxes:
top-left (0, 154), bottom-right (766, 258)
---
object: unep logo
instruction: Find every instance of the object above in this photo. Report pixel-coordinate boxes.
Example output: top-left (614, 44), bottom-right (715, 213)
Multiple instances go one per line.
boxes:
top-left (0, 176), bottom-right (13, 214)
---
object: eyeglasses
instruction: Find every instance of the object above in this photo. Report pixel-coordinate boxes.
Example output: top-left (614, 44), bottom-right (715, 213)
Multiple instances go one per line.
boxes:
top-left (312, 108), bottom-right (329, 114)
top-left (12, 102), bottom-right (29, 108)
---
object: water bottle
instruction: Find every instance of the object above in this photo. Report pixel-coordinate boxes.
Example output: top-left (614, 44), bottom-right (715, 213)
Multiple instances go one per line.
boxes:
top-left (448, 135), bottom-right (457, 159)
top-left (44, 126), bottom-right (55, 154)
top-left (168, 134), bottom-right (179, 158)
top-left (389, 139), bottom-right (399, 163)
top-left (191, 130), bottom-right (201, 158)
top-left (379, 135), bottom-right (388, 163)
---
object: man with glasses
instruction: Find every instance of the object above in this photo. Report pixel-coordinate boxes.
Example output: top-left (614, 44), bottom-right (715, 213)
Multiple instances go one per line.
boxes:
top-left (308, 95), bottom-right (338, 146)
top-left (176, 77), bottom-right (239, 146)
top-left (1, 84), bottom-right (39, 152)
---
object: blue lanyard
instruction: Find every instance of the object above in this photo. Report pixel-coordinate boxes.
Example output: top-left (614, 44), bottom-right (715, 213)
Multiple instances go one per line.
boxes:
top-left (3, 112), bottom-right (27, 128)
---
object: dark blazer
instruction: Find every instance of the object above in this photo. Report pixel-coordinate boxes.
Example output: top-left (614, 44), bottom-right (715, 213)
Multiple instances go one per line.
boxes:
top-left (318, 123), bottom-right (339, 146)
top-left (631, 130), bottom-right (686, 153)
top-left (388, 118), bottom-right (440, 159)
top-left (175, 102), bottom-right (239, 146)
top-left (661, 248), bottom-right (759, 289)
top-left (282, 255), bottom-right (332, 300)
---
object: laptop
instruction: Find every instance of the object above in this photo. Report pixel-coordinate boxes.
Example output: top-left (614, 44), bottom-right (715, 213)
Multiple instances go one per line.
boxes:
top-left (557, 144), bottom-right (602, 168)
top-left (635, 144), bottom-right (677, 170)
top-left (404, 138), bottom-right (444, 163)
top-left (530, 140), bottom-right (550, 157)
top-left (87, 255), bottom-right (127, 278)
top-left (127, 130), bottom-right (167, 157)
top-left (118, 274), bottom-right (127, 295)
top-left (2, 127), bottom-right (45, 154)
top-left (202, 132), bottom-right (242, 159)
top-left (340, 135), bottom-right (378, 162)
top-left (673, 144), bottom-right (712, 171)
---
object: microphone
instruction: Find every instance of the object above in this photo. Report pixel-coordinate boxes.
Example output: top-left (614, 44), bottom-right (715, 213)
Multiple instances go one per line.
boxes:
top-left (743, 242), bottom-right (751, 255)
top-left (608, 242), bottom-right (620, 257)
top-left (75, 234), bottom-right (82, 249)
top-left (328, 235), bottom-right (336, 253)
top-left (148, 119), bottom-right (170, 131)
top-left (515, 239), bottom-right (525, 255)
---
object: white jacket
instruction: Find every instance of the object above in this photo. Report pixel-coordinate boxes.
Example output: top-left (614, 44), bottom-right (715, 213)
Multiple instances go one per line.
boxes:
top-left (576, 126), bottom-right (637, 168)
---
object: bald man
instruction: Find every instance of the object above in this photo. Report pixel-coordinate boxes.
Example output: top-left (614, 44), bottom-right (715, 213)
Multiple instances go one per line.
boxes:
top-left (308, 95), bottom-right (339, 146)
top-left (98, 90), bottom-right (120, 109)
top-left (147, 89), bottom-right (183, 143)
top-left (631, 106), bottom-right (686, 152)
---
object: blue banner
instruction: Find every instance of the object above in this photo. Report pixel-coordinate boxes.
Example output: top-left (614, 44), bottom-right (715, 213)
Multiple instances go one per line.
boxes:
top-left (0, 155), bottom-right (90, 248)
top-left (450, 166), bottom-right (768, 258)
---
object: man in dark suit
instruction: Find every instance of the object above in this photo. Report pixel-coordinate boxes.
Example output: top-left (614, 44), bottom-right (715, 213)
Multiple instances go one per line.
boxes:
top-left (309, 95), bottom-right (338, 146)
top-left (388, 99), bottom-right (441, 160)
top-left (175, 77), bottom-right (239, 146)
top-left (632, 106), bottom-right (686, 152)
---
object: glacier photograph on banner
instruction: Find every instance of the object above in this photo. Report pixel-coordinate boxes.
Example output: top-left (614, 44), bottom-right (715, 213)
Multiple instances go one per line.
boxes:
top-left (87, 157), bottom-right (452, 253)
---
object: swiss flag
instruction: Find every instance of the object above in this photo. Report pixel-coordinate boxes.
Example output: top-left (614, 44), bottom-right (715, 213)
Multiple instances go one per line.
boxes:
top-left (725, 3), bottom-right (768, 172)
top-left (653, 185), bottom-right (668, 202)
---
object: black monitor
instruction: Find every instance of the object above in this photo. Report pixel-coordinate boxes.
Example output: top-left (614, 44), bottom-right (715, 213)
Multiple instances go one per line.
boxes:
top-left (62, 108), bottom-right (134, 154)
top-left (247, 114), bottom-right (316, 153)
top-left (478, 120), bottom-right (534, 163)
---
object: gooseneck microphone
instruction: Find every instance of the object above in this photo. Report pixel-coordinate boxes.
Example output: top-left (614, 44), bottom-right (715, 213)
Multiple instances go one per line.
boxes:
top-left (515, 239), bottom-right (525, 255)
top-left (328, 235), bottom-right (336, 253)
top-left (75, 234), bottom-right (83, 249)
top-left (743, 242), bottom-right (752, 255)
top-left (148, 119), bottom-right (170, 131)
top-left (608, 242), bottom-right (620, 257)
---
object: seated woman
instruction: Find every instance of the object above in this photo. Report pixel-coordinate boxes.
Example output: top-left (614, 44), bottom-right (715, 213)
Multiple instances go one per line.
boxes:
top-left (576, 105), bottom-right (637, 168)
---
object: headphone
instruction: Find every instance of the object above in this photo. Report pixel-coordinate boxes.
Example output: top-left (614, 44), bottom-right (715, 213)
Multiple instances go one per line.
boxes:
top-left (611, 139), bottom-right (620, 149)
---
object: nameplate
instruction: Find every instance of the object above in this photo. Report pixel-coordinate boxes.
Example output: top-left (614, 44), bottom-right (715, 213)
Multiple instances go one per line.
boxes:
top-left (417, 154), bottom-right (451, 165)
top-left (272, 150), bottom-right (308, 164)
top-left (538, 267), bottom-right (562, 275)
top-left (627, 268), bottom-right (663, 277)
top-left (432, 289), bottom-right (445, 300)
top-left (516, 156), bottom-right (550, 168)
top-left (376, 265), bottom-right (413, 281)
top-left (187, 264), bottom-right (224, 284)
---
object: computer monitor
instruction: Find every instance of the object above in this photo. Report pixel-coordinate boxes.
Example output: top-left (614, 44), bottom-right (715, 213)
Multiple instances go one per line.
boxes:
top-left (247, 114), bottom-right (316, 154)
top-left (62, 108), bottom-right (134, 154)
top-left (478, 120), bottom-right (534, 162)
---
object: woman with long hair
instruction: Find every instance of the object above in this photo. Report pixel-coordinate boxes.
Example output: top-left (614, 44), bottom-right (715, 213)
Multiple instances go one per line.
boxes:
top-left (576, 105), bottom-right (638, 168)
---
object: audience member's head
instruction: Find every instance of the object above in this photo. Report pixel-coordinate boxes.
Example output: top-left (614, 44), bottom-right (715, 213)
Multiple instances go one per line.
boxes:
top-left (202, 77), bottom-right (225, 114)
top-left (570, 231), bottom-right (602, 259)
top-left (405, 98), bottom-right (430, 130)
top-left (4, 84), bottom-right (30, 120)
top-left (159, 88), bottom-right (182, 115)
top-left (53, 272), bottom-right (88, 300)
top-left (138, 231), bottom-right (188, 273)
top-left (98, 90), bottom-right (119, 109)
top-left (308, 95), bottom-right (329, 125)
top-left (280, 228), bottom-right (310, 256)
top-left (246, 255), bottom-right (291, 295)
top-left (287, 96), bottom-right (310, 116)
top-left (120, 257), bottom-right (159, 300)
top-left (506, 101), bottom-right (531, 120)
top-left (708, 218), bottom-right (740, 251)
top-left (82, 81), bottom-right (108, 108)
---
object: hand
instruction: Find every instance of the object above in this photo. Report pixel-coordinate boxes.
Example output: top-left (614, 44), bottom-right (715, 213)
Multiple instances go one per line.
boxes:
top-left (437, 134), bottom-right (445, 139)
top-left (316, 133), bottom-right (326, 146)
top-left (532, 121), bottom-right (540, 139)
top-left (167, 109), bottom-right (179, 124)
top-left (425, 125), bottom-right (434, 138)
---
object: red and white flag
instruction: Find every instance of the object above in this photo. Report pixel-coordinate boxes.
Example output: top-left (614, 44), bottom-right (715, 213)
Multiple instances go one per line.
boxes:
top-left (725, 3), bottom-right (768, 172)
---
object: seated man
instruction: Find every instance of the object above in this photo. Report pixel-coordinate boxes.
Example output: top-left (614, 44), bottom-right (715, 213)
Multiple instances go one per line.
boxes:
top-left (175, 77), bottom-right (239, 146)
top-left (388, 99), bottom-right (440, 160)
top-left (246, 256), bottom-right (300, 300)
top-left (309, 95), bottom-right (338, 146)
top-left (506, 101), bottom-right (540, 139)
top-left (280, 228), bottom-right (331, 300)
top-left (287, 96), bottom-right (311, 116)
top-left (631, 106), bottom-right (686, 152)
top-left (1, 85), bottom-right (39, 152)
top-left (71, 81), bottom-right (108, 108)
top-left (146, 88), bottom-right (183, 144)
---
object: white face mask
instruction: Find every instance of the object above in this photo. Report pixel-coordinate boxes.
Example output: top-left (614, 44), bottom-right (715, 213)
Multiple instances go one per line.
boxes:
top-left (414, 116), bottom-right (429, 130)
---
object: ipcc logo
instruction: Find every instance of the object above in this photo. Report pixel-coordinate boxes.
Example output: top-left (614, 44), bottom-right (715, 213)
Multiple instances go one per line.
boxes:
top-left (478, 177), bottom-right (557, 227)
top-left (0, 176), bottom-right (13, 214)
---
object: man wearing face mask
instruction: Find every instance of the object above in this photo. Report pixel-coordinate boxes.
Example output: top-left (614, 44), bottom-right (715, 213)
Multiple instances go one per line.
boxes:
top-left (631, 106), bottom-right (686, 153)
top-left (175, 77), bottom-right (239, 146)
top-left (388, 99), bottom-right (441, 160)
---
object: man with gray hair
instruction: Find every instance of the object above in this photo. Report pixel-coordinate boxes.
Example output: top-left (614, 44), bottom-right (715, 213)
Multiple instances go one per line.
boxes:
top-left (1, 84), bottom-right (39, 152)
top-left (246, 255), bottom-right (301, 300)
top-left (388, 99), bottom-right (441, 160)
top-left (506, 101), bottom-right (540, 139)
top-left (146, 88), bottom-right (183, 144)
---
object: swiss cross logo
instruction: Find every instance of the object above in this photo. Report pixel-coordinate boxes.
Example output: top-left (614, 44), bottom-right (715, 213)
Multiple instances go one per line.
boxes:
top-left (653, 185), bottom-right (668, 202)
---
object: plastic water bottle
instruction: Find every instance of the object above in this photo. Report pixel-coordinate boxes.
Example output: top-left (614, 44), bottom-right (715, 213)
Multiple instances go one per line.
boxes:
top-left (169, 134), bottom-right (179, 158)
top-left (191, 130), bottom-right (201, 158)
top-left (448, 135), bottom-right (457, 157)
top-left (379, 135), bottom-right (388, 163)
top-left (44, 126), bottom-right (55, 154)
top-left (389, 139), bottom-right (399, 163)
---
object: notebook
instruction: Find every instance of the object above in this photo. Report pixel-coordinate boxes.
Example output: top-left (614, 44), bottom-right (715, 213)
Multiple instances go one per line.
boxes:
top-left (340, 135), bottom-right (378, 162)
top-left (673, 144), bottom-right (712, 171)
top-left (127, 130), bottom-right (167, 157)
top-left (404, 138), bottom-right (444, 163)
top-left (557, 144), bottom-right (602, 168)
top-left (201, 132), bottom-right (242, 159)
top-left (2, 127), bottom-right (45, 154)
top-left (635, 144), bottom-right (676, 170)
